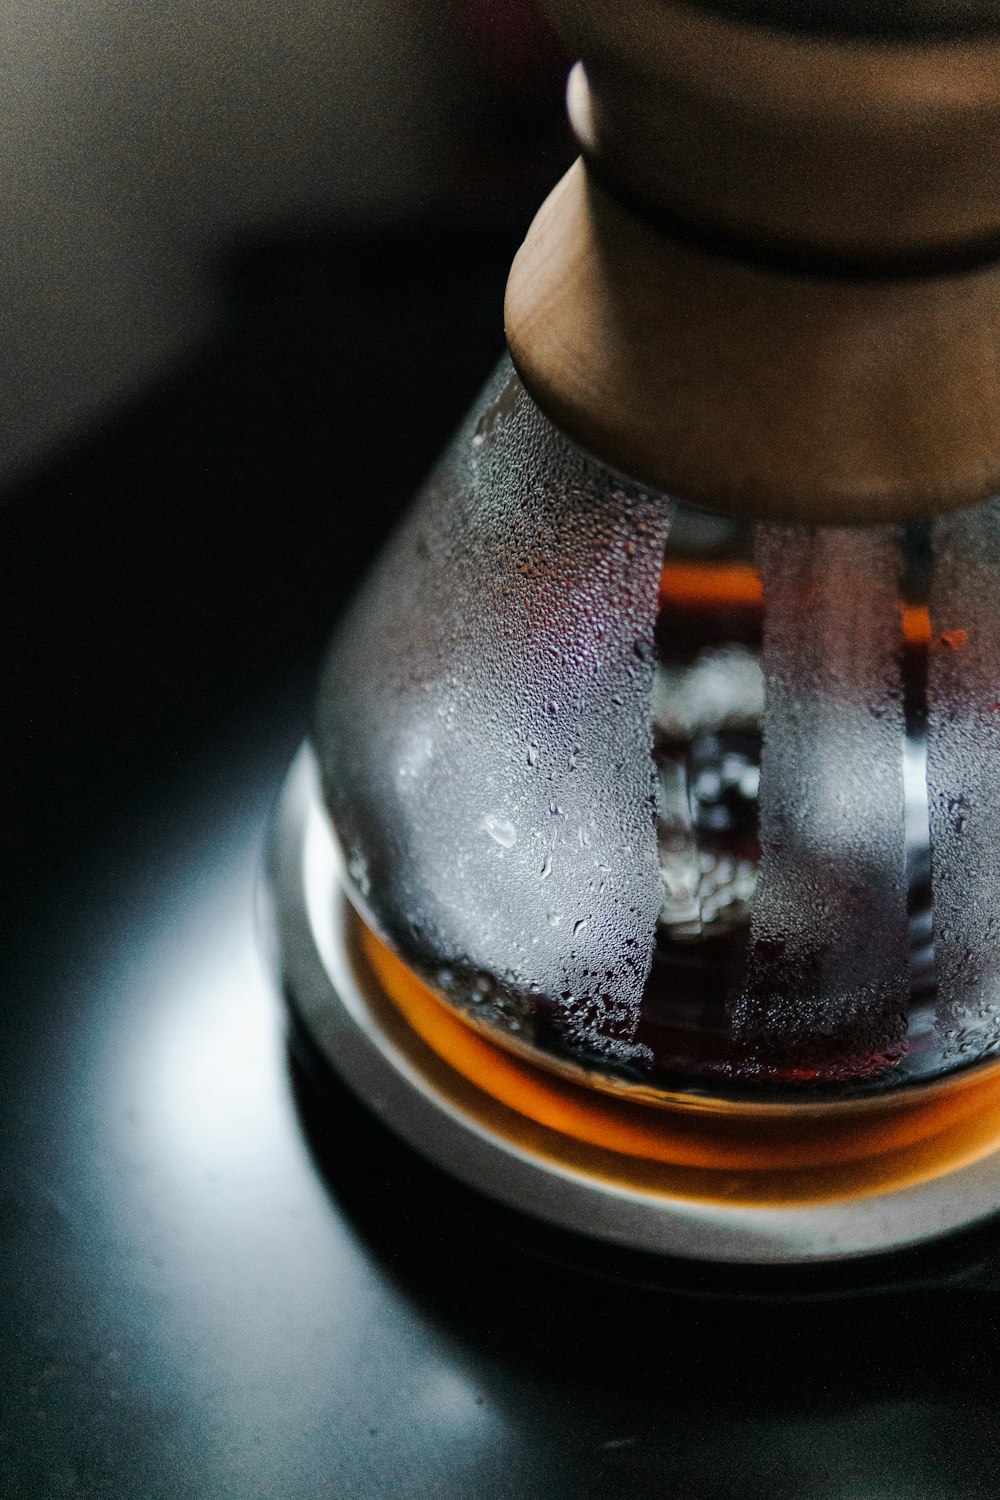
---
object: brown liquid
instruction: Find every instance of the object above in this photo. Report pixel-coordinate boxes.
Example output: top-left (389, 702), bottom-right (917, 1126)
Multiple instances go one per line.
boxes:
top-left (356, 910), bottom-right (1000, 1208)
top-left (347, 538), bottom-right (971, 1111)
top-left (396, 550), bottom-right (949, 1097)
top-left (539, 553), bottom-right (940, 1093)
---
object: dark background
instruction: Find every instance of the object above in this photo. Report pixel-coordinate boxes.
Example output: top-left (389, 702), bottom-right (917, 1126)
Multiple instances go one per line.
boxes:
top-left (2, 8), bottom-right (1000, 1497)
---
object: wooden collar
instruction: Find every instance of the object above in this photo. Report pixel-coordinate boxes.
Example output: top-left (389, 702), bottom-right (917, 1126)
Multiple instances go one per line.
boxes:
top-left (505, 1), bottom-right (1000, 521)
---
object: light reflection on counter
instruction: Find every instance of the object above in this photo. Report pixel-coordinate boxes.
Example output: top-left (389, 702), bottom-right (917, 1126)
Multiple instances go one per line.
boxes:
top-left (47, 736), bottom-right (511, 1496)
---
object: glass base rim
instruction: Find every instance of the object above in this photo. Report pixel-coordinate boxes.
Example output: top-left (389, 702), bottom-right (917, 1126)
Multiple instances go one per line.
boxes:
top-left (262, 741), bottom-right (1000, 1266)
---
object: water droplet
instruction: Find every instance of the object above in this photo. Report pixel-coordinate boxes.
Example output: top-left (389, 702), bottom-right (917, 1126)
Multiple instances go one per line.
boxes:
top-left (482, 814), bottom-right (517, 848)
top-left (540, 853), bottom-right (553, 881)
top-left (546, 911), bottom-right (562, 926)
top-left (573, 918), bottom-right (589, 937)
top-left (527, 743), bottom-right (538, 768)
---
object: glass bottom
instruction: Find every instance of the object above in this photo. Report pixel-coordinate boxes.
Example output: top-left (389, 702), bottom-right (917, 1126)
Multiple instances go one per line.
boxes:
top-left (271, 744), bottom-right (1000, 1257)
top-left (358, 910), bottom-right (1000, 1207)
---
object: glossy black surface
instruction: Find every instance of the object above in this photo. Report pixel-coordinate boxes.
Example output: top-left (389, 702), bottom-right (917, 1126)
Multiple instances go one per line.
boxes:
top-left (3, 222), bottom-right (1000, 1498)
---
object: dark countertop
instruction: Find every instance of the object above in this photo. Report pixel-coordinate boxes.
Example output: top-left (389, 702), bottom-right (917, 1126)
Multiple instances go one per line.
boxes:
top-left (2, 218), bottom-right (1000, 1499)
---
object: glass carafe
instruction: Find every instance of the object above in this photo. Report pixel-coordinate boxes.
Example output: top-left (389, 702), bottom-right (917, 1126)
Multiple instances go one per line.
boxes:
top-left (316, 357), bottom-right (1000, 1104)
top-left (270, 0), bottom-right (1000, 1259)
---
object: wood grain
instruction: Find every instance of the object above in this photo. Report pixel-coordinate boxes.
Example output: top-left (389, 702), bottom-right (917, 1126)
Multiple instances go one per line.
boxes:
top-left (505, 161), bottom-right (1000, 522)
top-left (501, 1), bottom-right (1000, 520)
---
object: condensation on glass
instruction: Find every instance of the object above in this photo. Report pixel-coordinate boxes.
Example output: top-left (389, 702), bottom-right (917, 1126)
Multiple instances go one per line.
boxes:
top-left (314, 355), bottom-right (1000, 1099)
